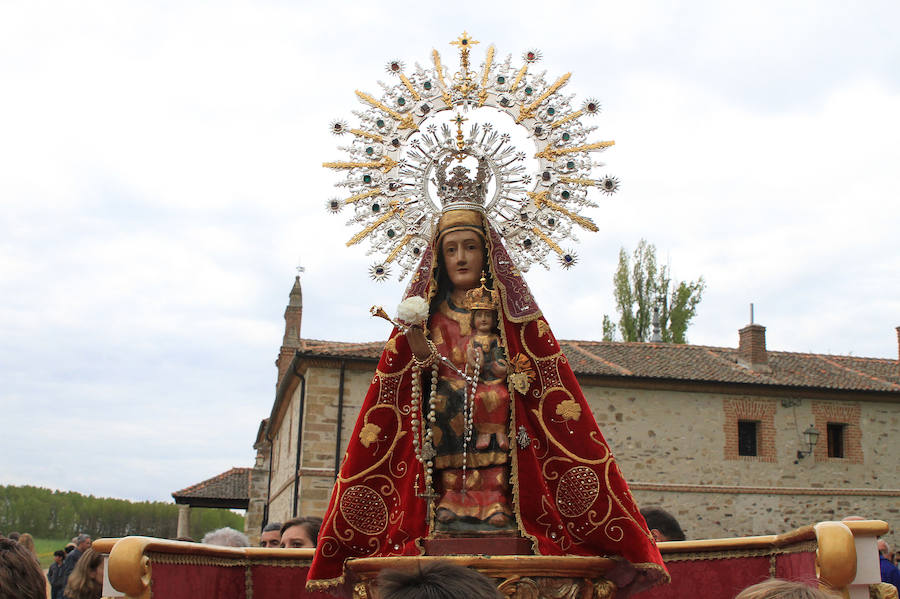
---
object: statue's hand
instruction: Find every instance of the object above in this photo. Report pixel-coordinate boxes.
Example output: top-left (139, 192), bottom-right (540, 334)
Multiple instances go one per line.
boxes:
top-left (407, 325), bottom-right (433, 362)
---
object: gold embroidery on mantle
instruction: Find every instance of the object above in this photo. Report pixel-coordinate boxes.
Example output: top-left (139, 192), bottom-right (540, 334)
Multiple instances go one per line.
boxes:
top-left (339, 403), bottom-right (406, 483)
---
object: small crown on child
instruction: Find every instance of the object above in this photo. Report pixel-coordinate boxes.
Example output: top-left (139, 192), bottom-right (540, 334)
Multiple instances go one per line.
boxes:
top-left (465, 272), bottom-right (499, 311)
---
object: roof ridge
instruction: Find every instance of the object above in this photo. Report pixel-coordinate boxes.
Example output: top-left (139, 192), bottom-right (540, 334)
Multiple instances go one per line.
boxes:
top-left (817, 355), bottom-right (900, 391)
top-left (565, 341), bottom-right (633, 376)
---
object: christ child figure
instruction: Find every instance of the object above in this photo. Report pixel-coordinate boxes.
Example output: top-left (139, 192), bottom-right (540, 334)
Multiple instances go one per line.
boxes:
top-left (465, 285), bottom-right (510, 451)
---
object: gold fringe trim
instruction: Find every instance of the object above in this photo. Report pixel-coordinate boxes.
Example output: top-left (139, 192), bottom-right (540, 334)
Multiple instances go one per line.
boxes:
top-left (147, 552), bottom-right (313, 568)
top-left (661, 539), bottom-right (818, 563)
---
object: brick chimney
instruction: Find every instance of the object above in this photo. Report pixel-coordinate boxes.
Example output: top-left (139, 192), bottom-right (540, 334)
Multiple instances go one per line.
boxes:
top-left (738, 323), bottom-right (769, 371)
top-left (276, 276), bottom-right (303, 387)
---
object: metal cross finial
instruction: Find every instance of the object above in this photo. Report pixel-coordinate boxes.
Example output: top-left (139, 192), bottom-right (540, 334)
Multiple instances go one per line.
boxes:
top-left (414, 473), bottom-right (439, 515)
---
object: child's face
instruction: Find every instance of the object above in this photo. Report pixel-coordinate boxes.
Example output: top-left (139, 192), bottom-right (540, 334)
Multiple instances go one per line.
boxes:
top-left (473, 309), bottom-right (495, 332)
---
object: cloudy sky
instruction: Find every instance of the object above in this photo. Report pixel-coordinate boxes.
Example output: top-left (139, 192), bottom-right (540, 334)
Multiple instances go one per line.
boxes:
top-left (2, 1), bottom-right (898, 504)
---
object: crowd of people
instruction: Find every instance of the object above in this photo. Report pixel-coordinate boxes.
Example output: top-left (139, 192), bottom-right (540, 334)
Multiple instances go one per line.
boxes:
top-left (0, 532), bottom-right (101, 599)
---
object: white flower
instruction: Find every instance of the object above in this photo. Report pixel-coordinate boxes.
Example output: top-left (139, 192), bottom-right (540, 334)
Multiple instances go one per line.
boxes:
top-left (397, 296), bottom-right (429, 325)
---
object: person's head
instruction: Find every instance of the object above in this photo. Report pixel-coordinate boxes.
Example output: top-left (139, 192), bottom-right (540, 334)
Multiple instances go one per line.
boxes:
top-left (64, 544), bottom-right (76, 554)
top-left (16, 533), bottom-right (35, 555)
top-left (0, 537), bottom-right (46, 599)
top-left (280, 516), bottom-right (321, 549)
top-left (640, 507), bottom-right (686, 542)
top-left (471, 308), bottom-right (497, 333)
top-left (73, 533), bottom-right (92, 552)
top-left (53, 550), bottom-right (66, 564)
top-left (260, 522), bottom-right (282, 548)
top-left (64, 547), bottom-right (104, 599)
top-left (5, 533), bottom-right (19, 543)
top-left (378, 560), bottom-right (503, 599)
top-left (436, 210), bottom-right (486, 292)
top-left (201, 527), bottom-right (249, 547)
top-left (878, 539), bottom-right (893, 559)
top-left (735, 579), bottom-right (839, 599)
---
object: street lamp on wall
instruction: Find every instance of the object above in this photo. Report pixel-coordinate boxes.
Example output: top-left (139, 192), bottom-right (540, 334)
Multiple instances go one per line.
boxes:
top-left (796, 425), bottom-right (821, 460)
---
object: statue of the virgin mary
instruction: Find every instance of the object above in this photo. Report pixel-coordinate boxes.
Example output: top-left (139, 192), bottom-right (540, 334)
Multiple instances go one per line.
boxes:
top-left (308, 33), bottom-right (668, 596)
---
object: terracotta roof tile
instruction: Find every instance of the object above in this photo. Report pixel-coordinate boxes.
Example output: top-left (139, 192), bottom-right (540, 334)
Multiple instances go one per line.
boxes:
top-left (172, 467), bottom-right (251, 501)
top-left (294, 337), bottom-right (900, 394)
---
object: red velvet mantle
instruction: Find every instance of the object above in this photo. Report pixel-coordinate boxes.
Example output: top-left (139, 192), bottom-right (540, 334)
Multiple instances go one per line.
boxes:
top-left (308, 223), bottom-right (667, 592)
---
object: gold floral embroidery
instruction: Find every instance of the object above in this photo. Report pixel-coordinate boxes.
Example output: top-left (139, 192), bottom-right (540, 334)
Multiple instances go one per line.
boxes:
top-left (537, 319), bottom-right (551, 338)
top-left (385, 337), bottom-right (397, 355)
top-left (555, 399), bottom-right (581, 422)
top-left (359, 423), bottom-right (381, 448)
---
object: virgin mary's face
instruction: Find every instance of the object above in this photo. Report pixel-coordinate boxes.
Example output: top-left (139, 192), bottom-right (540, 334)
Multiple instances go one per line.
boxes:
top-left (441, 230), bottom-right (484, 291)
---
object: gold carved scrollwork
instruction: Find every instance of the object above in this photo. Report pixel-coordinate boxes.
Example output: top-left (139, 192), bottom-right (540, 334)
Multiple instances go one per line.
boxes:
top-left (353, 581), bottom-right (370, 599)
top-left (498, 575), bottom-right (611, 599)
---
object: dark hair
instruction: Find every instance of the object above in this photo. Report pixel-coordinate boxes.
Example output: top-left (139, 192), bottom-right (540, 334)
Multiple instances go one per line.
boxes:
top-left (54, 550), bottom-right (66, 558)
top-left (640, 507), bottom-right (686, 541)
top-left (262, 522), bottom-right (282, 533)
top-left (64, 547), bottom-right (104, 599)
top-left (0, 537), bottom-right (47, 599)
top-left (378, 560), bottom-right (502, 599)
top-left (280, 516), bottom-right (322, 545)
top-left (64, 545), bottom-right (75, 554)
top-left (5, 533), bottom-right (19, 542)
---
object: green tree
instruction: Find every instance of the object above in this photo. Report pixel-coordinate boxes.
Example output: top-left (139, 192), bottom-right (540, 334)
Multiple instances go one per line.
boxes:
top-left (602, 239), bottom-right (705, 344)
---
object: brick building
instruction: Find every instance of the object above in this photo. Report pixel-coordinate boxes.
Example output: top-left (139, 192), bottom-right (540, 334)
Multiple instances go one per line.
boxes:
top-left (245, 277), bottom-right (900, 546)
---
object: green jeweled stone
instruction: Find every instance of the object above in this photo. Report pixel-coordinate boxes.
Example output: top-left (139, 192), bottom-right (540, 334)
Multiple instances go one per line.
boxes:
top-left (397, 97), bottom-right (406, 106)
top-left (365, 147), bottom-right (374, 155)
top-left (566, 161), bottom-right (575, 169)
top-left (497, 76), bottom-right (506, 84)
top-left (424, 81), bottom-right (432, 90)
top-left (547, 107), bottom-right (555, 115)
top-left (387, 229), bottom-right (395, 238)
top-left (363, 174), bottom-right (372, 183)
top-left (562, 132), bottom-right (570, 141)
top-left (372, 203), bottom-right (380, 212)
top-left (376, 119), bottom-right (385, 128)
top-left (524, 86), bottom-right (533, 95)
top-left (561, 190), bottom-right (570, 199)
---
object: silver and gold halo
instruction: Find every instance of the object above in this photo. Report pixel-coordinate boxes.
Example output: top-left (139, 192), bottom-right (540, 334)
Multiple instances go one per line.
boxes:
top-left (323, 32), bottom-right (619, 281)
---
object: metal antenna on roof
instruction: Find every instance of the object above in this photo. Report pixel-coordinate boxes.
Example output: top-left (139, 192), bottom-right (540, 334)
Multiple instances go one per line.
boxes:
top-left (750, 303), bottom-right (754, 324)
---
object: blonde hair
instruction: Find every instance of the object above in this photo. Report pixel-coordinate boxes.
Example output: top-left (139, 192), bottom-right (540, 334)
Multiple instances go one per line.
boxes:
top-left (735, 579), bottom-right (840, 599)
top-left (63, 547), bottom-right (103, 599)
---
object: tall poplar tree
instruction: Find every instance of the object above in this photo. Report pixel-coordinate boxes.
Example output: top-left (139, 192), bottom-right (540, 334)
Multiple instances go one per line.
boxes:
top-left (602, 239), bottom-right (705, 344)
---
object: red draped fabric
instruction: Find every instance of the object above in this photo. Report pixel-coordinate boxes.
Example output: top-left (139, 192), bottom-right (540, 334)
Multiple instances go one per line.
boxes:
top-left (147, 562), bottom-right (339, 599)
top-left (307, 223), bottom-right (667, 592)
top-left (639, 551), bottom-right (817, 599)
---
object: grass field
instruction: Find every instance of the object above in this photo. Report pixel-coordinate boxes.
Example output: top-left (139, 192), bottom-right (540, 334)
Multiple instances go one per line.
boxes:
top-left (33, 537), bottom-right (69, 569)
